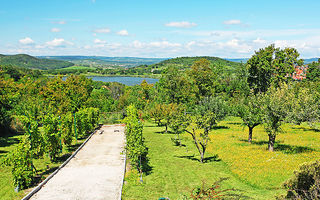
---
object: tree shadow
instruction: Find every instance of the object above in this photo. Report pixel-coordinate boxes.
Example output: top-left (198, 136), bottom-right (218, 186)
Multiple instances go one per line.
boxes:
top-left (155, 130), bottom-right (175, 134)
top-left (66, 143), bottom-right (82, 152)
top-left (175, 154), bottom-right (221, 163)
top-left (227, 122), bottom-right (242, 125)
top-left (239, 139), bottom-right (315, 154)
top-left (212, 126), bottom-right (229, 130)
top-left (32, 166), bottom-right (59, 187)
top-left (54, 153), bottom-right (72, 163)
top-left (276, 144), bottom-right (314, 154)
top-left (170, 138), bottom-right (186, 147)
top-left (292, 127), bottom-right (320, 132)
top-left (0, 150), bottom-right (8, 154)
top-left (0, 136), bottom-right (20, 147)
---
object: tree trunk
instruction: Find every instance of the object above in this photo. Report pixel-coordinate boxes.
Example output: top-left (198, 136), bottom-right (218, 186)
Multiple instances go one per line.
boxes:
top-left (165, 124), bottom-right (168, 133)
top-left (200, 151), bottom-right (204, 163)
top-left (268, 134), bottom-right (276, 152)
top-left (248, 126), bottom-right (253, 143)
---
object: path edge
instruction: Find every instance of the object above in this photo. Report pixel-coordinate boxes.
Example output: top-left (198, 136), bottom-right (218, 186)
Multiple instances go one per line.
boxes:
top-left (21, 125), bottom-right (101, 200)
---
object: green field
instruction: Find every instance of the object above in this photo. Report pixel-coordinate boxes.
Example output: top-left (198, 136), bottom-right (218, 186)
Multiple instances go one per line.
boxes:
top-left (0, 134), bottom-right (89, 200)
top-left (123, 117), bottom-right (320, 199)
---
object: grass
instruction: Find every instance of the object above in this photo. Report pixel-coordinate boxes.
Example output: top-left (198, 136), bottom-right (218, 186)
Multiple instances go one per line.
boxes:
top-left (122, 118), bottom-right (320, 199)
top-left (0, 133), bottom-right (88, 200)
top-left (58, 65), bottom-right (93, 70)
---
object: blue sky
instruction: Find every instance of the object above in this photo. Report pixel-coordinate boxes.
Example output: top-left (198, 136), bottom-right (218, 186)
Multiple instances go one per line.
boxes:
top-left (0, 0), bottom-right (320, 58)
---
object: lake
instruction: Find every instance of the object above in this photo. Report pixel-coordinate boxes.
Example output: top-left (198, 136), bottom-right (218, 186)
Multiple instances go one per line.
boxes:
top-left (87, 76), bottom-right (159, 86)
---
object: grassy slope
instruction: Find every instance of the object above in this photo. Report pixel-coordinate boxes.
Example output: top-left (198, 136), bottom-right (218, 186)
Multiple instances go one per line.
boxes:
top-left (123, 120), bottom-right (283, 200)
top-left (0, 134), bottom-right (89, 200)
top-left (0, 54), bottom-right (73, 70)
top-left (123, 117), bottom-right (320, 199)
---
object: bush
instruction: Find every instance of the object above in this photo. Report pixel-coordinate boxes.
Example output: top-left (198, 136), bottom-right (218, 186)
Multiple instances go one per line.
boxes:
top-left (282, 160), bottom-right (320, 199)
top-left (2, 137), bottom-right (35, 189)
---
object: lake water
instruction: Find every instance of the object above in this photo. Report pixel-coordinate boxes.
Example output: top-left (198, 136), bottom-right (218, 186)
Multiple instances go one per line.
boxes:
top-left (87, 76), bottom-right (159, 86)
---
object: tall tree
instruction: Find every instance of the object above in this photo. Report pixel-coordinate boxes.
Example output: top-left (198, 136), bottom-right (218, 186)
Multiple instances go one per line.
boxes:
top-left (156, 66), bottom-right (195, 104)
top-left (247, 44), bottom-right (303, 93)
top-left (187, 58), bottom-right (216, 100)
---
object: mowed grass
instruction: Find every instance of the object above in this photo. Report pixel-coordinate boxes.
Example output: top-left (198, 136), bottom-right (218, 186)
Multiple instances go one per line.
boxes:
top-left (59, 65), bottom-right (93, 70)
top-left (122, 120), bottom-right (290, 200)
top-left (208, 117), bottom-right (320, 189)
top-left (0, 133), bottom-right (89, 200)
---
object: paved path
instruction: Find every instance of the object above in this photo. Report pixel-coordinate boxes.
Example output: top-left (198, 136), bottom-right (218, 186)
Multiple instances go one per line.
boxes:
top-left (30, 125), bottom-right (126, 200)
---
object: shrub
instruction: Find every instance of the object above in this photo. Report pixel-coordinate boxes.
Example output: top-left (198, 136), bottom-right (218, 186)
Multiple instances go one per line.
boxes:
top-left (282, 160), bottom-right (320, 199)
top-left (2, 137), bottom-right (35, 189)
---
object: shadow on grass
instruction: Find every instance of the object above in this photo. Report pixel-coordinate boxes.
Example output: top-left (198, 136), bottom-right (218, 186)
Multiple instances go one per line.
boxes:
top-left (292, 127), bottom-right (320, 132)
top-left (170, 138), bottom-right (186, 147)
top-left (239, 139), bottom-right (315, 154)
top-left (54, 153), bottom-right (72, 163)
top-left (212, 125), bottom-right (229, 130)
top-left (0, 150), bottom-right (8, 154)
top-left (66, 143), bottom-right (82, 152)
top-left (32, 166), bottom-right (59, 187)
top-left (227, 122), bottom-right (242, 125)
top-left (0, 136), bottom-right (20, 147)
top-left (175, 154), bottom-right (221, 163)
top-left (155, 130), bottom-right (175, 134)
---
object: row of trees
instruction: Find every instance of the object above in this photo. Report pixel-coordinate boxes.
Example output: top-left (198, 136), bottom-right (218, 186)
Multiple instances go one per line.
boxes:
top-left (120, 44), bottom-right (320, 163)
top-left (0, 73), bottom-right (108, 189)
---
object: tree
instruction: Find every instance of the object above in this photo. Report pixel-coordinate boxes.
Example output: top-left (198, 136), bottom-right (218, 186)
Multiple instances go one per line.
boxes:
top-left (43, 114), bottom-right (61, 161)
top-left (185, 96), bottom-right (228, 163)
top-left (168, 104), bottom-right (187, 146)
top-left (247, 44), bottom-right (303, 93)
top-left (2, 137), bottom-right (35, 189)
top-left (149, 102), bottom-right (165, 126)
top-left (288, 85), bottom-right (320, 126)
top-left (0, 77), bottom-right (17, 135)
top-left (307, 60), bottom-right (320, 82)
top-left (157, 66), bottom-right (195, 104)
top-left (263, 83), bottom-right (293, 151)
top-left (187, 58), bottom-right (216, 100)
top-left (236, 93), bottom-right (264, 143)
top-left (123, 105), bottom-right (148, 172)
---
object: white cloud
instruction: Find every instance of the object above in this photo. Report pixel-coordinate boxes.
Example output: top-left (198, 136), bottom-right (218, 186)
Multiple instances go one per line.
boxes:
top-left (165, 21), bottom-right (197, 28)
top-left (93, 28), bottom-right (111, 33)
top-left (253, 37), bottom-right (267, 44)
top-left (223, 19), bottom-right (242, 25)
top-left (51, 28), bottom-right (61, 32)
top-left (19, 37), bottom-right (34, 45)
top-left (94, 39), bottom-right (106, 44)
top-left (46, 38), bottom-right (73, 47)
top-left (52, 20), bottom-right (66, 25)
top-left (117, 30), bottom-right (129, 36)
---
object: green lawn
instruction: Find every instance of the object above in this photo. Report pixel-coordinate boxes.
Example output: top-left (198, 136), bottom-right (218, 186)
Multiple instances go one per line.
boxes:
top-left (0, 134), bottom-right (88, 200)
top-left (122, 118), bottom-right (320, 199)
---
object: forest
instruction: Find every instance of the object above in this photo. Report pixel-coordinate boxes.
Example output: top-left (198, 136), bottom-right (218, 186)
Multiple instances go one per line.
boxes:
top-left (1, 44), bottom-right (320, 199)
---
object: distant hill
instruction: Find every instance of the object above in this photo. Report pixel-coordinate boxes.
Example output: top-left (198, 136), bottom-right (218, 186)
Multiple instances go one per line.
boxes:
top-left (225, 58), bottom-right (319, 65)
top-left (150, 56), bottom-right (241, 69)
top-left (38, 56), bottom-right (167, 68)
top-left (225, 58), bottom-right (248, 63)
top-left (0, 54), bottom-right (74, 70)
top-left (304, 58), bottom-right (319, 64)
top-left (128, 56), bottom-right (242, 75)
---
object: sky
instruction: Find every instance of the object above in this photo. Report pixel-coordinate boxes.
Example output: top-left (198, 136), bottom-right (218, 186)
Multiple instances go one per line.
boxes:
top-left (0, 0), bottom-right (320, 58)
